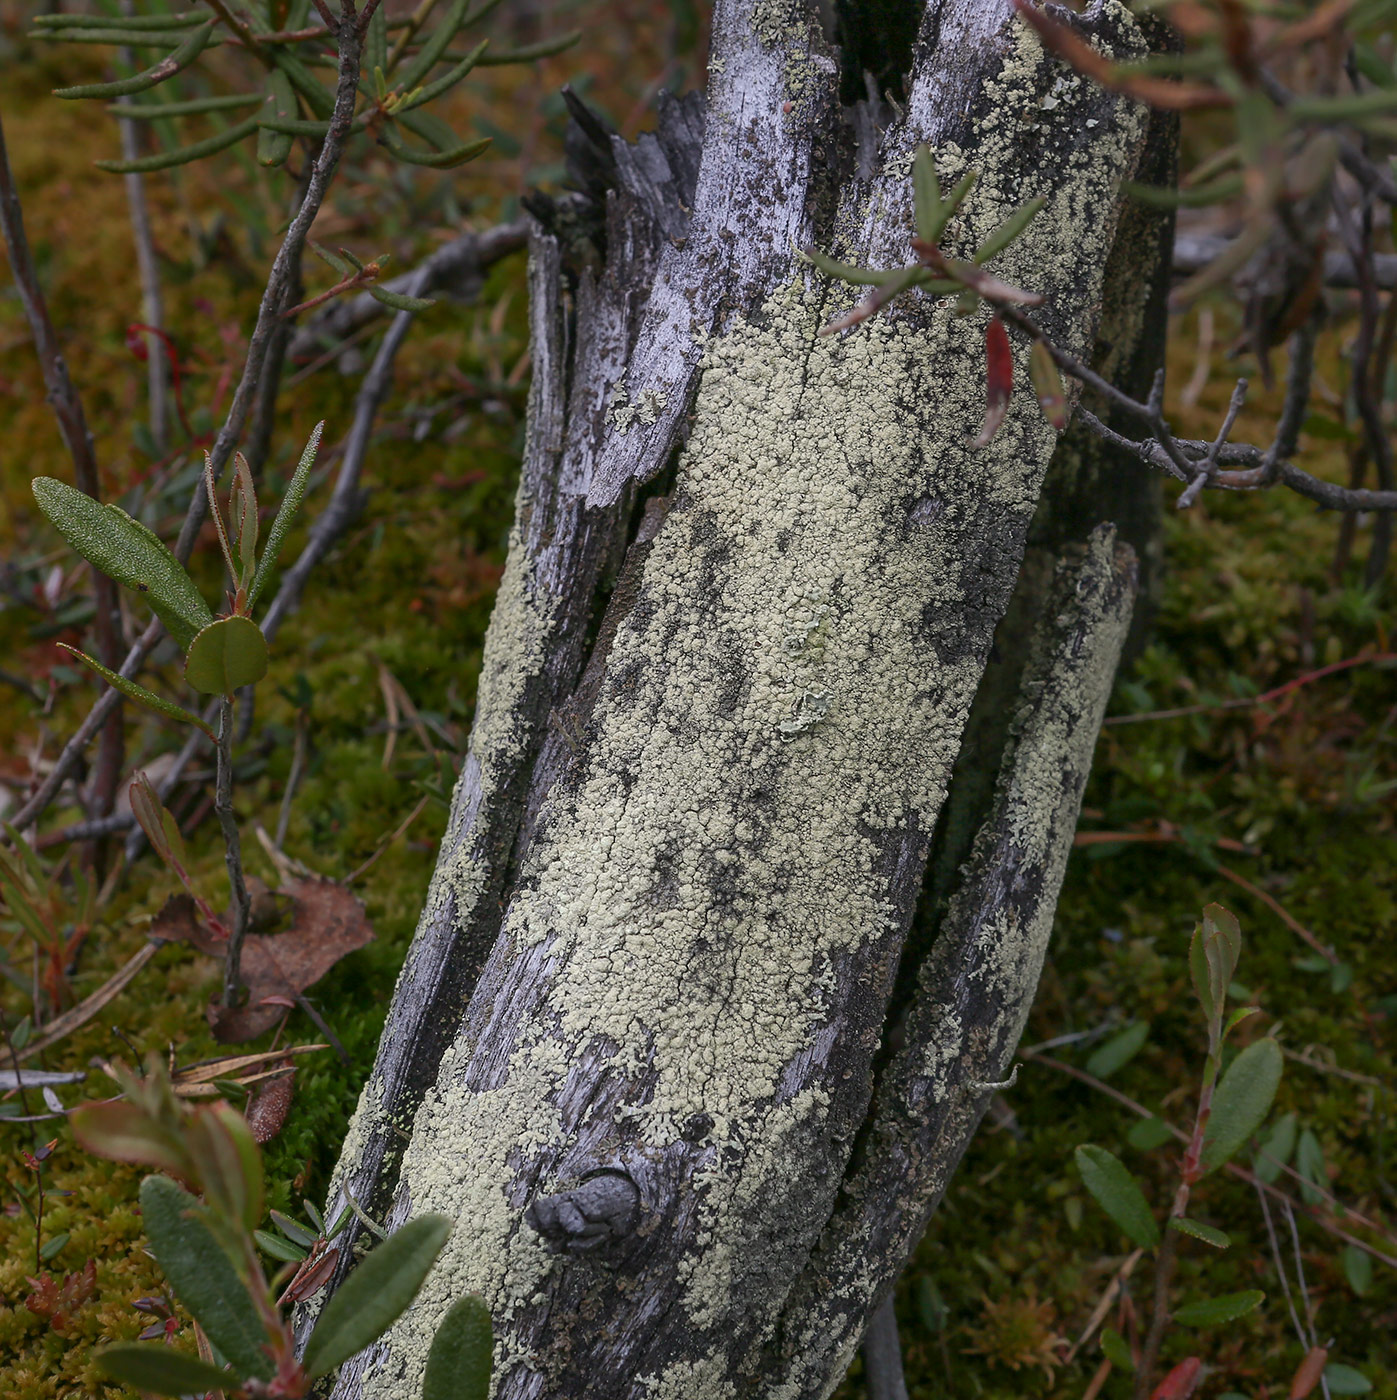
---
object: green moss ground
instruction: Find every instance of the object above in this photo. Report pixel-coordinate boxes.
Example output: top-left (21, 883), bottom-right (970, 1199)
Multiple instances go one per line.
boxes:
top-left (1, 9), bottom-right (1394, 1396)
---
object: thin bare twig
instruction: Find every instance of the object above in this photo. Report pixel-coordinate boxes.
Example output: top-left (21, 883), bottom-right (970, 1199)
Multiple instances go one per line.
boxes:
top-left (7, 21), bottom-right (365, 838)
top-left (118, 1), bottom-right (169, 455)
top-left (1103, 651), bottom-right (1397, 725)
top-left (1001, 308), bottom-right (1397, 514)
top-left (259, 265), bottom-right (434, 640)
top-left (861, 1293), bottom-right (910, 1400)
top-left (215, 697), bottom-right (250, 1008)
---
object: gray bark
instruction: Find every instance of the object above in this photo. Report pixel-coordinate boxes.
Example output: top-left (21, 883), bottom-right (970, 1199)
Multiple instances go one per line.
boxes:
top-left (304, 3), bottom-right (1167, 1397)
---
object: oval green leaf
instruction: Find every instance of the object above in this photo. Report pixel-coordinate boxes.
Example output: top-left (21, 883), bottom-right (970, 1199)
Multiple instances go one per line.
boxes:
top-left (33, 478), bottom-right (213, 650)
top-left (254, 1228), bottom-right (308, 1263)
top-left (1169, 1216), bottom-right (1231, 1249)
top-left (1100, 1325), bottom-right (1134, 1372)
top-left (1074, 1144), bottom-right (1160, 1250)
top-left (1086, 1021), bottom-right (1150, 1080)
top-left (184, 616), bottom-right (269, 696)
top-left (1173, 1290), bottom-right (1264, 1327)
top-left (1324, 1363), bottom-right (1374, 1395)
top-left (97, 1343), bottom-right (236, 1397)
top-left (1342, 1244), bottom-right (1373, 1296)
top-left (139, 1176), bottom-right (273, 1381)
top-left (1126, 1116), bottom-right (1175, 1151)
top-left (303, 1213), bottom-right (453, 1378)
top-left (58, 644), bottom-right (216, 740)
top-left (53, 17), bottom-right (214, 98)
top-left (423, 1294), bottom-right (494, 1400)
top-left (1200, 1038), bottom-right (1283, 1174)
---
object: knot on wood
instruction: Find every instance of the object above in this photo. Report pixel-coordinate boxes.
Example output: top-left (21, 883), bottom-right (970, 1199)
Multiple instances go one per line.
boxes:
top-left (525, 1170), bottom-right (640, 1254)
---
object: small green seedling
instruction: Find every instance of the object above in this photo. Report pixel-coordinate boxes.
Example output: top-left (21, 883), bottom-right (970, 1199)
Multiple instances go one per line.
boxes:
top-left (33, 423), bottom-right (323, 728)
top-left (72, 1057), bottom-right (494, 1400)
top-left (800, 146), bottom-right (1065, 447)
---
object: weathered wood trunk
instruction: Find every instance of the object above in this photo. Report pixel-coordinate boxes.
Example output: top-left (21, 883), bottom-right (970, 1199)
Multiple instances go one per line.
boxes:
top-left (304, 3), bottom-right (1173, 1396)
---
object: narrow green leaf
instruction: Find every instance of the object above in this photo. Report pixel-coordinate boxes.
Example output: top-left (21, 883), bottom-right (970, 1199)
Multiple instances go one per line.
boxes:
top-left (369, 286), bottom-right (438, 312)
top-left (397, 39), bottom-right (490, 112)
top-left (1253, 1111), bottom-right (1297, 1184)
top-left (1074, 1144), bottom-right (1160, 1250)
top-left (1291, 88), bottom-right (1397, 121)
top-left (378, 130), bottom-right (491, 168)
top-left (1324, 1363), bottom-right (1374, 1394)
top-left (1169, 1216), bottom-right (1231, 1249)
top-left (925, 169), bottom-right (976, 245)
top-left (310, 242), bottom-right (356, 277)
top-left (1123, 174), bottom-right (1244, 208)
top-left (1100, 1326), bottom-right (1134, 1371)
top-left (39, 1230), bottom-right (70, 1260)
top-left (799, 246), bottom-right (905, 287)
top-left (140, 1176), bottom-right (273, 1381)
top-left (1296, 1128), bottom-right (1327, 1205)
top-left (1200, 1038), bottom-right (1282, 1174)
top-left (34, 10), bottom-right (207, 29)
top-left (422, 1294), bottom-right (493, 1400)
top-left (250, 115), bottom-right (338, 138)
top-left (231, 452), bottom-right (258, 585)
top-left (1342, 1245), bottom-right (1373, 1296)
top-left (1085, 1022), bottom-right (1150, 1080)
top-left (1223, 1006), bottom-right (1261, 1039)
top-left (1173, 1290), bottom-right (1264, 1327)
top-left (475, 29), bottom-right (581, 64)
top-left (54, 19), bottom-right (215, 99)
top-left (184, 617), bottom-right (269, 696)
top-left (96, 112), bottom-right (262, 174)
top-left (58, 645), bottom-right (215, 740)
top-left (33, 27), bottom-right (203, 46)
top-left (271, 49), bottom-right (336, 117)
top-left (303, 1198), bottom-right (326, 1234)
top-left (303, 1214), bottom-right (453, 1377)
top-left (397, 0), bottom-right (470, 92)
top-left (248, 422), bottom-right (323, 609)
top-left (912, 145), bottom-right (941, 244)
top-left (97, 1344), bottom-right (237, 1397)
top-left (33, 478), bottom-right (212, 649)
top-left (257, 70), bottom-right (297, 168)
top-left (186, 1101), bottom-right (264, 1233)
top-left (270, 1209), bottom-right (319, 1248)
top-left (366, 0), bottom-right (388, 76)
top-left (107, 93), bottom-right (262, 120)
top-left (1353, 41), bottom-right (1396, 87)
top-left (254, 1228), bottom-right (308, 1263)
top-left (1202, 904), bottom-right (1242, 1000)
top-left (973, 195), bottom-right (1045, 266)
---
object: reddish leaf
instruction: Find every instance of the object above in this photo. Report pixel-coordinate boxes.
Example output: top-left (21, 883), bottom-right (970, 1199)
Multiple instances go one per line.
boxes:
top-left (282, 1242), bottom-right (341, 1305)
top-left (69, 1099), bottom-right (196, 1181)
top-left (245, 1065), bottom-right (295, 1145)
top-left (1289, 1345), bottom-right (1330, 1400)
top-left (972, 315), bottom-right (1014, 448)
top-left (1151, 1357), bottom-right (1204, 1400)
top-left (25, 1258), bottom-right (97, 1334)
